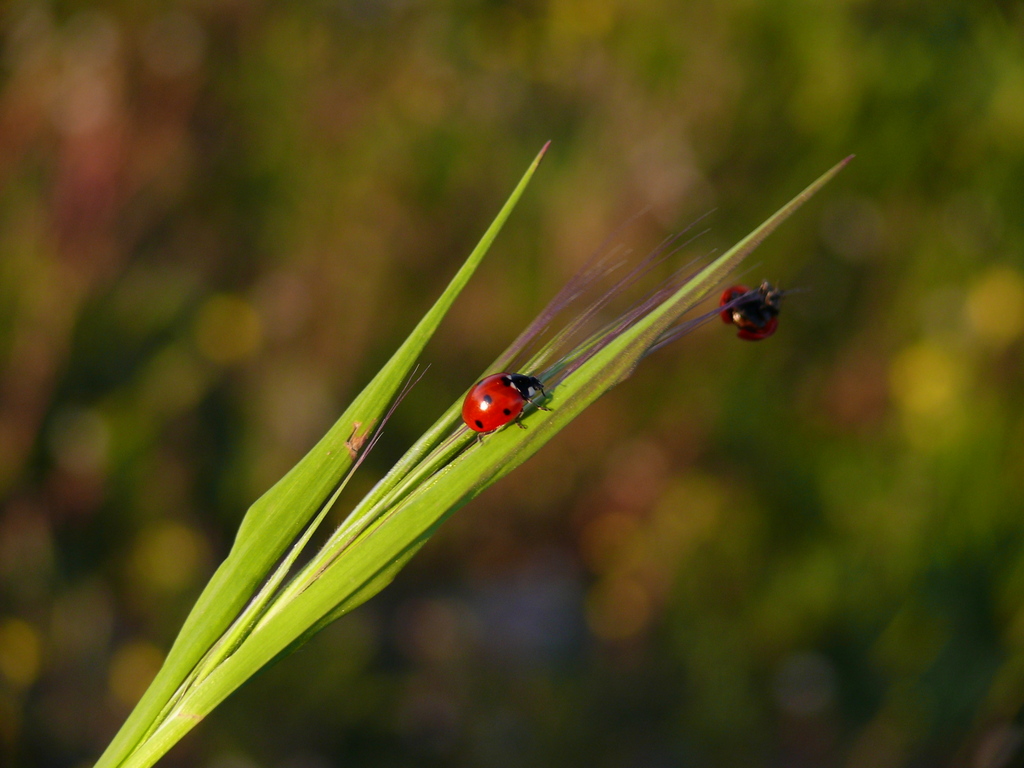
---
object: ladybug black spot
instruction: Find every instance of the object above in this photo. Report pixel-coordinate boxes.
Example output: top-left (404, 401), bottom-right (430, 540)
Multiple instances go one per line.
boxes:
top-left (483, 394), bottom-right (493, 405)
top-left (475, 420), bottom-right (484, 429)
top-left (503, 408), bottom-right (511, 415)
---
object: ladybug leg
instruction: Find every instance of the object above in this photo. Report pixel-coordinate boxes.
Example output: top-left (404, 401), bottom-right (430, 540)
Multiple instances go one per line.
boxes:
top-left (514, 414), bottom-right (529, 430)
top-left (527, 394), bottom-right (551, 411)
top-left (527, 384), bottom-right (551, 411)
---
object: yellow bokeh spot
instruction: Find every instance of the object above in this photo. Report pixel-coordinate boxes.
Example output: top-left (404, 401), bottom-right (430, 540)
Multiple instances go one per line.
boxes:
top-left (194, 294), bottom-right (262, 365)
top-left (965, 267), bottom-right (1024, 348)
top-left (549, 0), bottom-right (616, 40)
top-left (888, 343), bottom-right (962, 417)
top-left (109, 641), bottom-right (164, 707)
top-left (585, 575), bottom-right (652, 641)
top-left (139, 346), bottom-right (208, 416)
top-left (989, 67), bottom-right (1024, 152)
top-left (130, 522), bottom-right (207, 593)
top-left (0, 618), bottom-right (41, 689)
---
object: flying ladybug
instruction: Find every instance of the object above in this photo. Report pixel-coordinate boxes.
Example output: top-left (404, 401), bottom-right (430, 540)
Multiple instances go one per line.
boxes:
top-left (719, 281), bottom-right (784, 341)
top-left (462, 373), bottom-right (550, 436)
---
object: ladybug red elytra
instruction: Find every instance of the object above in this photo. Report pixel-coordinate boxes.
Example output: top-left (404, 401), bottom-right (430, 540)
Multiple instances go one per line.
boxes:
top-left (462, 373), bottom-right (550, 435)
top-left (719, 281), bottom-right (783, 341)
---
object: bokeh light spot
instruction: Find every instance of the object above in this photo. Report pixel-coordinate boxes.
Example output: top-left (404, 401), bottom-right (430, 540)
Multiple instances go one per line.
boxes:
top-left (139, 346), bottom-right (208, 415)
top-left (965, 267), bottom-right (1024, 348)
top-left (194, 294), bottom-right (262, 365)
top-left (888, 343), bottom-right (962, 417)
top-left (130, 521), bottom-right (208, 593)
top-left (989, 67), bottom-right (1024, 153)
top-left (0, 619), bottom-right (42, 689)
top-left (550, 0), bottom-right (616, 40)
top-left (108, 641), bottom-right (163, 708)
top-left (48, 406), bottom-right (110, 475)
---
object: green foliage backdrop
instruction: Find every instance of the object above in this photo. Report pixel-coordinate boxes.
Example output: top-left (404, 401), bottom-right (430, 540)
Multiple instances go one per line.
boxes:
top-left (1, 1), bottom-right (1023, 766)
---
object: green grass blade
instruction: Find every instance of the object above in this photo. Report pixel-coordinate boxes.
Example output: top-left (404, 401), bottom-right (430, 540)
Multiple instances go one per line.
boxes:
top-left (95, 142), bottom-right (550, 768)
top-left (113, 157), bottom-right (848, 768)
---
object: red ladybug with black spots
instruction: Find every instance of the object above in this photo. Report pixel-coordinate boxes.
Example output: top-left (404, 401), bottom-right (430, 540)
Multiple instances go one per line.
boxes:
top-left (462, 373), bottom-right (550, 436)
top-left (720, 281), bottom-right (783, 341)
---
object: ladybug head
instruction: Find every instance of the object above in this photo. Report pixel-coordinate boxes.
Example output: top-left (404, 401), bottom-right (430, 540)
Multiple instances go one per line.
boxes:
top-left (507, 374), bottom-right (545, 400)
top-left (755, 281), bottom-right (784, 316)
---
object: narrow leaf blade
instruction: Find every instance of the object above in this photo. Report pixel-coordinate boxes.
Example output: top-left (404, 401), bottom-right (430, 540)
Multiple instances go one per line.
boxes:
top-left (113, 158), bottom-right (847, 768)
top-left (96, 142), bottom-right (550, 768)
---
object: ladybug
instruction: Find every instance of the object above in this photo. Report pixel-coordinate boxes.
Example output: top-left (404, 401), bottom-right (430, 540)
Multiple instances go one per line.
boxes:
top-left (462, 373), bottom-right (550, 435)
top-left (719, 281), bottom-right (783, 341)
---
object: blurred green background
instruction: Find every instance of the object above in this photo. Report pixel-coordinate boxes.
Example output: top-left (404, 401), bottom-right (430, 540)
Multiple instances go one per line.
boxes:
top-left (2, 1), bottom-right (1024, 766)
